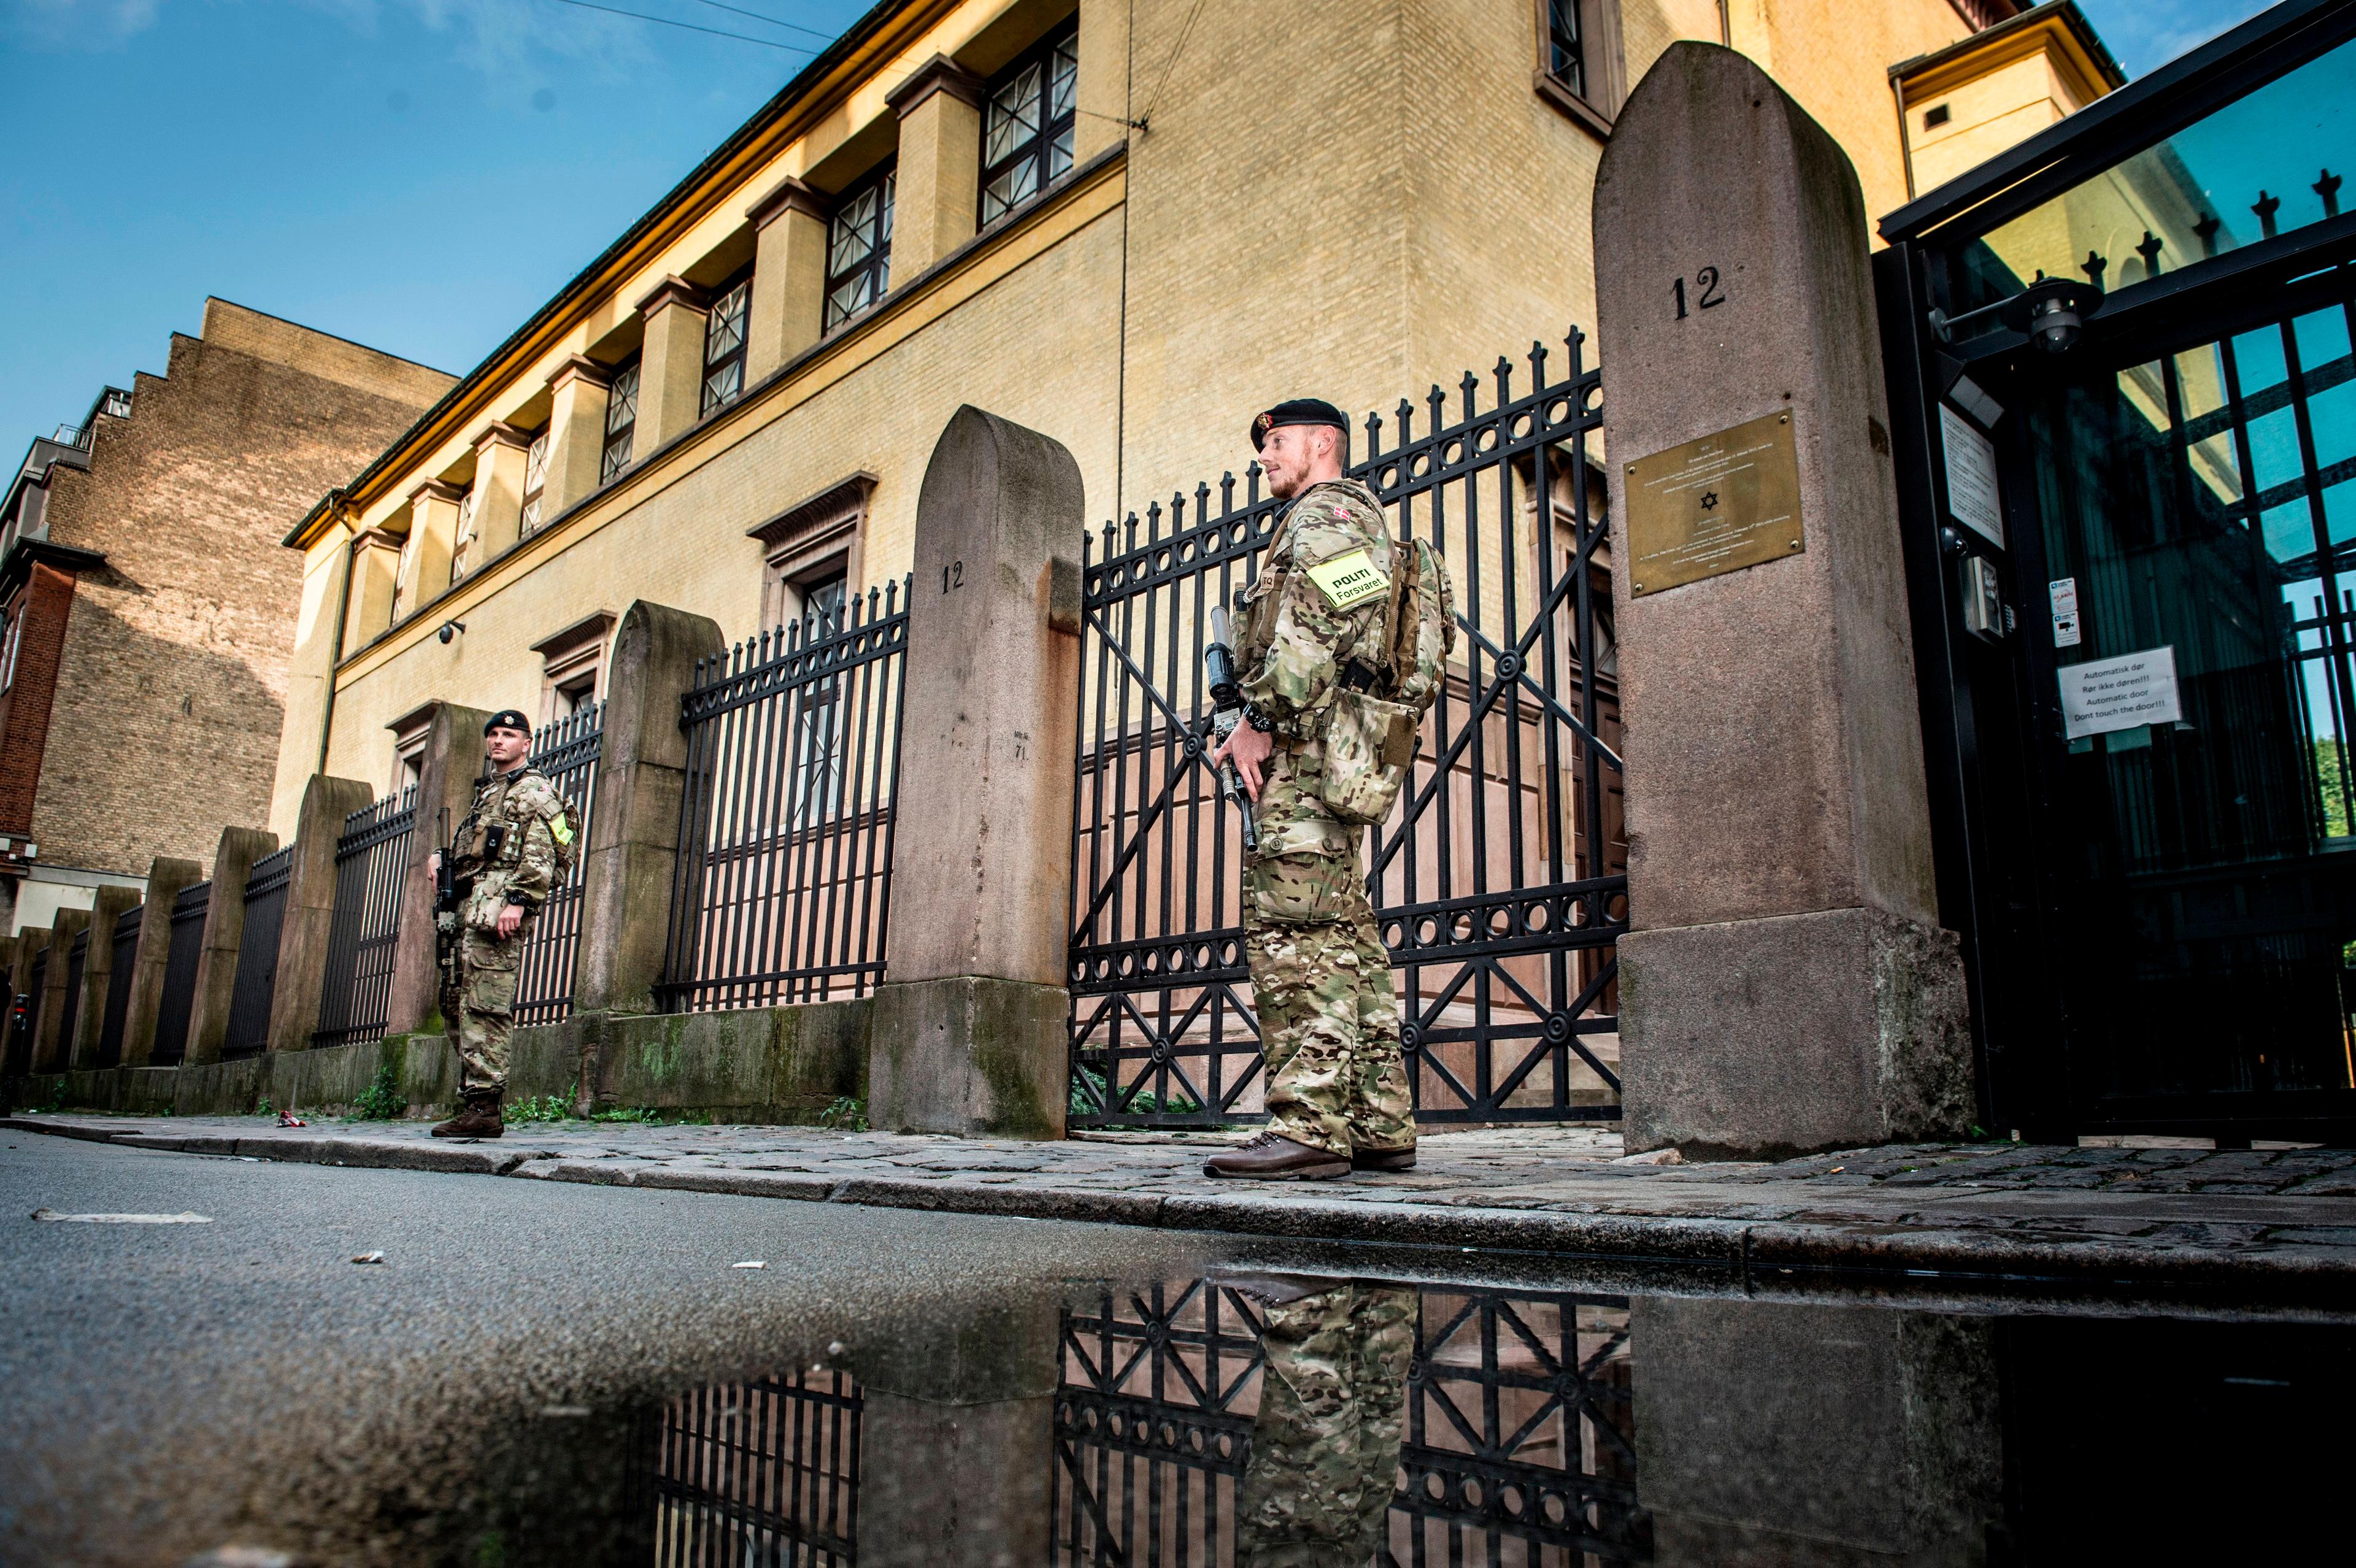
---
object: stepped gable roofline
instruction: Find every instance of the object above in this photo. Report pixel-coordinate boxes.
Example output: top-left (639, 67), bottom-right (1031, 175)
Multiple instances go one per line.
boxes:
top-left (283, 0), bottom-right (952, 553)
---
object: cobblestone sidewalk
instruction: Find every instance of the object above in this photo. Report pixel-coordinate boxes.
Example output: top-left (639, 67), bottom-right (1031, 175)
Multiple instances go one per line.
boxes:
top-left (11, 1113), bottom-right (2355, 1287)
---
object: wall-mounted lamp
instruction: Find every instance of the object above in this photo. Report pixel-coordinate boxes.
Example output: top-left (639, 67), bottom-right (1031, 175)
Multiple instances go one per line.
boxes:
top-left (437, 620), bottom-right (466, 645)
top-left (1930, 275), bottom-right (2105, 355)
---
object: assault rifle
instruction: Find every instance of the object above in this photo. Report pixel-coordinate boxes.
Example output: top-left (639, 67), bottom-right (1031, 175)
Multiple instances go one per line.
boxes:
top-left (1203, 605), bottom-right (1259, 853)
top-left (433, 807), bottom-right (464, 997)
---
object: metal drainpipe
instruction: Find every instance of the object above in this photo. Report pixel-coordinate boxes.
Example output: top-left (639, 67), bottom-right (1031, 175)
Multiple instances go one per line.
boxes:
top-left (315, 491), bottom-right (355, 777)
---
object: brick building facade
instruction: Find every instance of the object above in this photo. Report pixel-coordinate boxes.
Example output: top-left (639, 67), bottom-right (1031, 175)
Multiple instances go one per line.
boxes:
top-left (0, 299), bottom-right (452, 931)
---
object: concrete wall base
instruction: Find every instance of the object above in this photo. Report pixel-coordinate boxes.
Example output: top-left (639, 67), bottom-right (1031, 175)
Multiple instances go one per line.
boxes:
top-left (869, 975), bottom-right (1067, 1139)
top-left (1620, 907), bottom-right (1973, 1159)
top-left (2, 999), bottom-right (871, 1123)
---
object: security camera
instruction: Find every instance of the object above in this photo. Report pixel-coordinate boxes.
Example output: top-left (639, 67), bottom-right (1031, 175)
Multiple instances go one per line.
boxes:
top-left (438, 620), bottom-right (466, 645)
top-left (2025, 291), bottom-right (2085, 355)
top-left (1928, 275), bottom-right (2104, 355)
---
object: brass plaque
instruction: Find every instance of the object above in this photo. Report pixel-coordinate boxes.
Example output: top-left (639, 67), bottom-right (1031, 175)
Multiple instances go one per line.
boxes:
top-left (1625, 412), bottom-right (1804, 598)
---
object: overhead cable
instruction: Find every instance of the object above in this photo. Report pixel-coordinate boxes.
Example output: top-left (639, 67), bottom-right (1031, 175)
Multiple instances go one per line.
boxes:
top-left (679, 0), bottom-right (841, 43)
top-left (539, 0), bottom-right (817, 51)
top-left (1138, 0), bottom-right (1209, 129)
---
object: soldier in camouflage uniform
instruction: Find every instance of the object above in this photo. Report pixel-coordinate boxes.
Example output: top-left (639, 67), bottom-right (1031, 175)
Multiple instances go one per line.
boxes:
top-left (1235, 1276), bottom-right (1415, 1568)
top-left (428, 709), bottom-right (575, 1139)
top-left (1208, 399), bottom-right (1415, 1180)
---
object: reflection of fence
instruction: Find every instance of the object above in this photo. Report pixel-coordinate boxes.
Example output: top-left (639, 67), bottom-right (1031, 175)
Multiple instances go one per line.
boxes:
top-left (1052, 1277), bottom-right (1649, 1567)
top-left (224, 846), bottom-right (293, 1059)
top-left (149, 881), bottom-right (209, 1067)
top-left (95, 903), bottom-right (142, 1067)
top-left (1069, 335), bottom-right (1628, 1126)
top-left (514, 704), bottom-right (603, 1026)
top-left (661, 583), bottom-right (909, 1013)
top-left (316, 790), bottom-right (415, 1048)
top-left (56, 929), bottom-right (88, 1066)
top-left (630, 1369), bottom-right (862, 1566)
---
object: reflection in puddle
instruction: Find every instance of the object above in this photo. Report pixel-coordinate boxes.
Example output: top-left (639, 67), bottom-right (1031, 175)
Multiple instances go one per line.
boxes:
top-left (633, 1369), bottom-right (860, 1566)
top-left (1049, 1280), bottom-right (1642, 1566)
top-left (617, 1275), bottom-right (2352, 1568)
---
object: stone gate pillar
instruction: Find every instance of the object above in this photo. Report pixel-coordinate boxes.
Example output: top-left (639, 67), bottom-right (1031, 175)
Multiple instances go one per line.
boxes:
top-left (869, 405), bottom-right (1084, 1138)
top-left (119, 855), bottom-right (204, 1067)
top-left (1594, 42), bottom-right (1972, 1156)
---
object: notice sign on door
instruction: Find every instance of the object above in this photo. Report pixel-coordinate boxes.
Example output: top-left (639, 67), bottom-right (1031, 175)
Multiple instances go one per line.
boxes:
top-left (1941, 404), bottom-right (2004, 548)
top-left (2059, 645), bottom-right (2182, 739)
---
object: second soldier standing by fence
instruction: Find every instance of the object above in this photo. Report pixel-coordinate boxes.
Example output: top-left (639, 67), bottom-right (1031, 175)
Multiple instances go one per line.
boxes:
top-left (429, 709), bottom-right (579, 1139)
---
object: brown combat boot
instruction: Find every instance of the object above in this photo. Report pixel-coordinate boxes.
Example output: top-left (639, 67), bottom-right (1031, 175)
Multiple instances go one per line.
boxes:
top-left (430, 1090), bottom-right (505, 1139)
top-left (1203, 1131), bottom-right (1350, 1180)
top-left (1352, 1146), bottom-right (1417, 1172)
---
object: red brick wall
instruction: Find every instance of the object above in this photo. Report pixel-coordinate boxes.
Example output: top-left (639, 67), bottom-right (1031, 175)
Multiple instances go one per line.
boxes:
top-left (0, 564), bottom-right (80, 837)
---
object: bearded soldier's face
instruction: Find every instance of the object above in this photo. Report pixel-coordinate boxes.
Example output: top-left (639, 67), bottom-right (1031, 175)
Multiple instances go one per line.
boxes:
top-left (1259, 425), bottom-right (1339, 499)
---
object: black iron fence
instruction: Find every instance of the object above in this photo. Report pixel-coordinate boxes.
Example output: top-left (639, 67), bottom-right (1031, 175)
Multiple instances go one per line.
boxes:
top-left (1052, 1277), bottom-right (1647, 1567)
top-left (224, 845), bottom-right (293, 1059)
top-left (316, 790), bottom-right (415, 1049)
top-left (515, 704), bottom-right (603, 1026)
top-left (94, 902), bottom-right (142, 1068)
top-left (149, 880), bottom-right (209, 1068)
top-left (660, 583), bottom-right (910, 1013)
top-left (55, 928), bottom-right (88, 1066)
top-left (629, 1368), bottom-right (861, 1566)
top-left (17, 945), bottom-right (47, 1075)
top-left (1068, 334), bottom-right (1627, 1127)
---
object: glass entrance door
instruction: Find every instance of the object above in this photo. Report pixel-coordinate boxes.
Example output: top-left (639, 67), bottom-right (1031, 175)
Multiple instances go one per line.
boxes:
top-left (2017, 282), bottom-right (2356, 1130)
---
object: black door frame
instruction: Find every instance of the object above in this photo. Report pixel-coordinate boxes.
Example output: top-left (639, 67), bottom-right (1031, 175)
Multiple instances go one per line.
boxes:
top-left (1876, 0), bottom-right (2356, 1143)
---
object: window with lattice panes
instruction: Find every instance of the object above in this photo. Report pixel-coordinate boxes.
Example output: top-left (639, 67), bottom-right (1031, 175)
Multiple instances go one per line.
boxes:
top-left (520, 428), bottom-right (551, 536)
top-left (449, 483), bottom-right (480, 584)
top-left (980, 25), bottom-right (1078, 228)
top-left (601, 359), bottom-right (641, 483)
top-left (826, 168), bottom-right (895, 332)
top-left (701, 274), bottom-right (752, 415)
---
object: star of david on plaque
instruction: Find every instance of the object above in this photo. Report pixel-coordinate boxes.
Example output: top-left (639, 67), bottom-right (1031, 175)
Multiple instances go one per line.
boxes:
top-left (1700, 491), bottom-right (1720, 512)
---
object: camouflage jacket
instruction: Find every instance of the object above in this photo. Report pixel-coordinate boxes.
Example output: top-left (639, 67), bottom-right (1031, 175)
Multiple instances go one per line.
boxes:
top-left (1236, 478), bottom-right (1395, 858)
top-left (452, 764), bottom-right (571, 933)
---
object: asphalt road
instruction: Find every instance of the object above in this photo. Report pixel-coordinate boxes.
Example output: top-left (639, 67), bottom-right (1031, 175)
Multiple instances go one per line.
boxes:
top-left (0, 1132), bottom-right (1228, 1567)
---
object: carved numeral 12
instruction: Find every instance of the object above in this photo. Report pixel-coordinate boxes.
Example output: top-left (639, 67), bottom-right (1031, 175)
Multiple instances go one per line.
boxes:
top-left (941, 560), bottom-right (964, 593)
top-left (1673, 267), bottom-right (1727, 319)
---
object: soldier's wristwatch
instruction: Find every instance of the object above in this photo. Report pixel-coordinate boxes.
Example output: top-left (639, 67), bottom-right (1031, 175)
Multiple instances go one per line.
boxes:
top-left (1245, 705), bottom-right (1276, 734)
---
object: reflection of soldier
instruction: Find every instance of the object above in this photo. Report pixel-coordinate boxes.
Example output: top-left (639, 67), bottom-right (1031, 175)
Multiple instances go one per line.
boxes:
top-left (428, 710), bottom-right (574, 1139)
top-left (1209, 398), bottom-right (1414, 1180)
top-left (1235, 1277), bottom-right (1415, 1568)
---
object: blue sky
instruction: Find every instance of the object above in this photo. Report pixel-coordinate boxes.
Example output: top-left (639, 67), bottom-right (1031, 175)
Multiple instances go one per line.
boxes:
top-left (0, 0), bottom-right (2278, 447)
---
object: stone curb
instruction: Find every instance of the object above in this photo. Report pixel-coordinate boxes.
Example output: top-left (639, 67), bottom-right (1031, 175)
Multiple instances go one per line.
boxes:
top-left (9, 1115), bottom-right (2351, 1288)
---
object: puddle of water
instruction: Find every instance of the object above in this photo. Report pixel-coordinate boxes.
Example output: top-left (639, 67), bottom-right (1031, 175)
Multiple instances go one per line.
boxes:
top-left (61, 1268), bottom-right (2327, 1567)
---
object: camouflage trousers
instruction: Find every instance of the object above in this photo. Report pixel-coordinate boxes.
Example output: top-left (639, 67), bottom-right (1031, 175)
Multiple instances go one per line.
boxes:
top-left (1244, 846), bottom-right (1414, 1158)
top-left (1238, 1283), bottom-right (1415, 1568)
top-left (442, 927), bottom-right (521, 1094)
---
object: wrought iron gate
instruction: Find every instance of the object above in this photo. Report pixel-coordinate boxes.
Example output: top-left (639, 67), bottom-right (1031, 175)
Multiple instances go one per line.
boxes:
top-left (1068, 334), bottom-right (1626, 1126)
top-left (514, 703), bottom-right (603, 1026)
top-left (1051, 1276), bottom-right (1649, 1566)
top-left (661, 583), bottom-right (909, 1013)
top-left (316, 788), bottom-right (415, 1048)
top-left (94, 902), bottom-right (142, 1067)
top-left (224, 845), bottom-right (293, 1059)
top-left (148, 879), bottom-right (209, 1067)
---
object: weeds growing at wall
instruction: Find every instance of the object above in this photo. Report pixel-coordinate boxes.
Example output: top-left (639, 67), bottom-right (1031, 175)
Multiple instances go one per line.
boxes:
top-left (350, 1064), bottom-right (406, 1121)
top-left (817, 1096), bottom-right (868, 1132)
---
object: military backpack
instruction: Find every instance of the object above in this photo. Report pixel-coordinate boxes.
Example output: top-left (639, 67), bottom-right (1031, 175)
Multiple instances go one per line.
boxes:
top-left (1315, 531), bottom-right (1458, 827)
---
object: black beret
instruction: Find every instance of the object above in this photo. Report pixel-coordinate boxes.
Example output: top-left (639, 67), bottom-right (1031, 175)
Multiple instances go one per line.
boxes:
top-left (484, 710), bottom-right (533, 737)
top-left (1249, 398), bottom-right (1350, 452)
